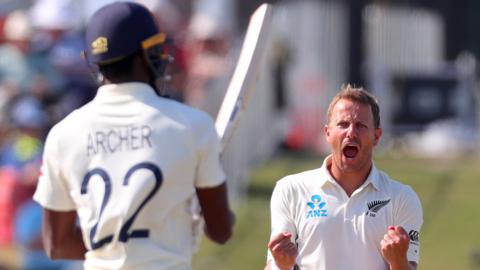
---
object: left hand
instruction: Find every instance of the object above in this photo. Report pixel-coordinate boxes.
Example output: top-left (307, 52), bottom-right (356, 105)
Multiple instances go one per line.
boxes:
top-left (380, 226), bottom-right (410, 267)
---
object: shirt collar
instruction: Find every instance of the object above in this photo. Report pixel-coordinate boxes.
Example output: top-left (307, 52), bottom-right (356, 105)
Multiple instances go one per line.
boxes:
top-left (319, 155), bottom-right (381, 191)
top-left (319, 156), bottom-right (336, 187)
top-left (94, 82), bottom-right (157, 101)
top-left (365, 163), bottom-right (381, 190)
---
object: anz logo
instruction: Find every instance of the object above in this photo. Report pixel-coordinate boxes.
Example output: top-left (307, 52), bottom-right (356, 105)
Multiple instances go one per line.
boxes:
top-left (306, 195), bottom-right (328, 219)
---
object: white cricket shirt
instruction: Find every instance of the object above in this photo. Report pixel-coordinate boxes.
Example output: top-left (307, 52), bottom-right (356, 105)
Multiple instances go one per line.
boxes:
top-left (267, 155), bottom-right (423, 270)
top-left (34, 83), bottom-right (226, 270)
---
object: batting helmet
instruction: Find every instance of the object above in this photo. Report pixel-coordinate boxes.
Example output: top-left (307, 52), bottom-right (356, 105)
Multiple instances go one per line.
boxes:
top-left (84, 1), bottom-right (171, 78)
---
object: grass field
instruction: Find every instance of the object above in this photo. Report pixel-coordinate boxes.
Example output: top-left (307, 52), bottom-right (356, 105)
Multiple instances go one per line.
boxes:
top-left (193, 151), bottom-right (480, 270)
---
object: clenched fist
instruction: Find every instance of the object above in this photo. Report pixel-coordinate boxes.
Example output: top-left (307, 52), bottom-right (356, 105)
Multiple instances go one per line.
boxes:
top-left (381, 226), bottom-right (413, 270)
top-left (267, 232), bottom-right (298, 270)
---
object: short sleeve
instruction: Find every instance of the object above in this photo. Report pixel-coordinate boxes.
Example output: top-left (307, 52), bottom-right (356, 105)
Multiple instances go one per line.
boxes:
top-left (267, 179), bottom-right (298, 263)
top-left (33, 125), bottom-right (76, 211)
top-left (194, 115), bottom-right (225, 188)
top-left (394, 186), bottom-right (423, 263)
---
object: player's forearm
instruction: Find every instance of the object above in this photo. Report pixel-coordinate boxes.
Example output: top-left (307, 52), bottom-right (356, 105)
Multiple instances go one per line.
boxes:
top-left (45, 226), bottom-right (87, 260)
top-left (196, 183), bottom-right (235, 244)
top-left (204, 210), bottom-right (235, 244)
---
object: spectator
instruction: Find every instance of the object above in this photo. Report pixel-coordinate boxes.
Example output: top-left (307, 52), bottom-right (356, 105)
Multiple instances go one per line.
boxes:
top-left (0, 95), bottom-right (46, 246)
top-left (184, 0), bottom-right (236, 117)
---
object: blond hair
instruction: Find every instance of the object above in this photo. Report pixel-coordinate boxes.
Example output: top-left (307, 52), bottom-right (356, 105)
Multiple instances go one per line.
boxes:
top-left (326, 84), bottom-right (380, 128)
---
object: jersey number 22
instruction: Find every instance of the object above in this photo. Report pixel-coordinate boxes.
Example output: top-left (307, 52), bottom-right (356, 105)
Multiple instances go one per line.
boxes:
top-left (81, 162), bottom-right (163, 250)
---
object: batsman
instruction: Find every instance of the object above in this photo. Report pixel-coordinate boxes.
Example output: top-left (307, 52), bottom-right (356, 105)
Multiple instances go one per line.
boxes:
top-left (33, 2), bottom-right (234, 269)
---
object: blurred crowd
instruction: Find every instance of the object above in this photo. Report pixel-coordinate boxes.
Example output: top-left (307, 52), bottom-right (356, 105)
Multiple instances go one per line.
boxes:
top-left (0, 0), bottom-right (237, 269)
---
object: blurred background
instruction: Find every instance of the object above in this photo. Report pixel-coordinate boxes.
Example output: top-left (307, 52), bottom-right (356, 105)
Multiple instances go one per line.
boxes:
top-left (0, 0), bottom-right (479, 269)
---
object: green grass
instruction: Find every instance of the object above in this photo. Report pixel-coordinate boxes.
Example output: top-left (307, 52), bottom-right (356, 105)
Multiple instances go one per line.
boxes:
top-left (193, 152), bottom-right (480, 270)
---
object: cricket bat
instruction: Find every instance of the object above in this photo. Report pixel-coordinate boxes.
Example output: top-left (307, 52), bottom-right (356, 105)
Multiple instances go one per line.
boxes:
top-left (215, 3), bottom-right (273, 151)
top-left (192, 3), bottom-right (273, 251)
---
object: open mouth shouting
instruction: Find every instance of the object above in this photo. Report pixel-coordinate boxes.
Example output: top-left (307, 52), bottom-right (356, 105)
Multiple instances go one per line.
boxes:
top-left (342, 142), bottom-right (359, 159)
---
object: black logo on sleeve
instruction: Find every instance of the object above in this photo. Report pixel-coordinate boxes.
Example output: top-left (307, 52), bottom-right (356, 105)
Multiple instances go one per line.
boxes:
top-left (365, 199), bottom-right (391, 217)
top-left (409, 230), bottom-right (420, 245)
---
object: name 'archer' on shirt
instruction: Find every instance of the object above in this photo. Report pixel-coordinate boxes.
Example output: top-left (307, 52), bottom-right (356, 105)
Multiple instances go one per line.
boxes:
top-left (87, 125), bottom-right (152, 156)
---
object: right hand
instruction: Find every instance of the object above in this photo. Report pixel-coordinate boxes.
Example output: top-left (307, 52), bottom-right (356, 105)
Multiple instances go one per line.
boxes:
top-left (267, 232), bottom-right (298, 270)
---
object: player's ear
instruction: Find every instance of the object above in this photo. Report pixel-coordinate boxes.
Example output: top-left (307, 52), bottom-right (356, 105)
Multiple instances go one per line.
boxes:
top-left (324, 124), bottom-right (331, 141)
top-left (373, 127), bottom-right (382, 146)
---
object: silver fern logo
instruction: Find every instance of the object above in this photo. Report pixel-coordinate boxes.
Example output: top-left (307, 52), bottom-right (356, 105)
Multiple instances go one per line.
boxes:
top-left (366, 199), bottom-right (390, 217)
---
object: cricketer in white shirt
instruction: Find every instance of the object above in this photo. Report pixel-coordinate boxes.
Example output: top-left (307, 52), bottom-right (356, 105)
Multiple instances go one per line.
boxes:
top-left (34, 82), bottom-right (226, 270)
top-left (266, 155), bottom-right (423, 270)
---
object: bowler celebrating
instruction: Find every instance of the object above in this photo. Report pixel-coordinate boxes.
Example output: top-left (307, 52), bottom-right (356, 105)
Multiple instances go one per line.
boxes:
top-left (266, 86), bottom-right (423, 270)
